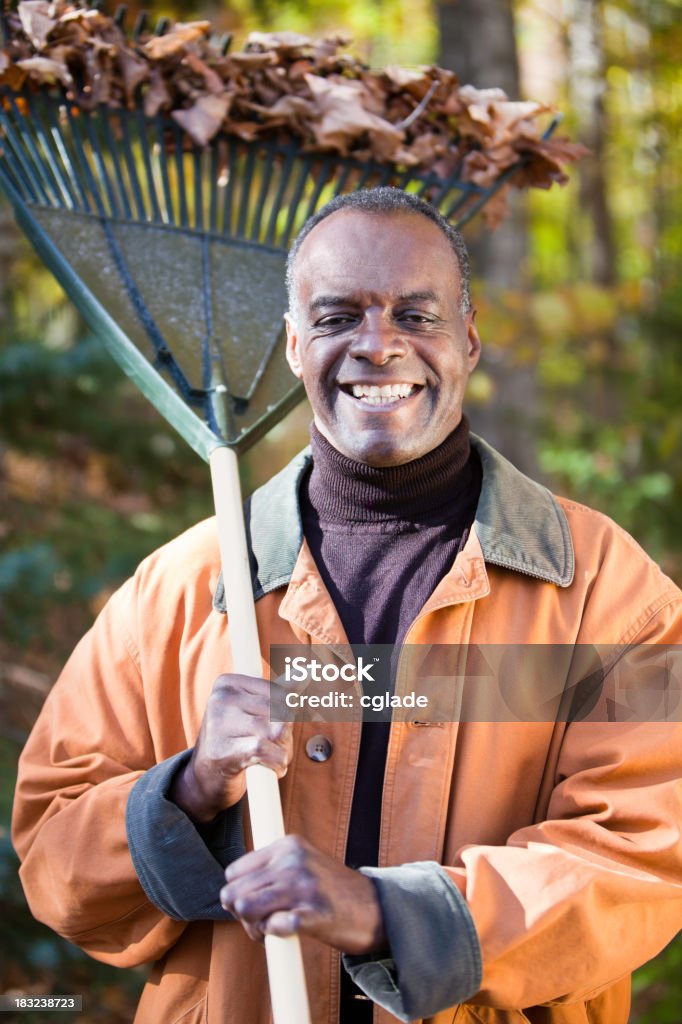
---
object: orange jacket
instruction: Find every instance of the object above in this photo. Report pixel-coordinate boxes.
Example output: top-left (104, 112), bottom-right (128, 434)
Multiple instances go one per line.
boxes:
top-left (12, 438), bottom-right (682, 1024)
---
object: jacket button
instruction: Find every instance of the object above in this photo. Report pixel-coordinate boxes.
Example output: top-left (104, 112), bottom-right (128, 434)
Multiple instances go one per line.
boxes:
top-left (305, 735), bottom-right (333, 762)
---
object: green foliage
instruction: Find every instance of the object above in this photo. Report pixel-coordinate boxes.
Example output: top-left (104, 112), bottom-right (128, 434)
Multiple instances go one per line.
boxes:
top-left (631, 938), bottom-right (682, 1023)
top-left (0, 327), bottom-right (214, 659)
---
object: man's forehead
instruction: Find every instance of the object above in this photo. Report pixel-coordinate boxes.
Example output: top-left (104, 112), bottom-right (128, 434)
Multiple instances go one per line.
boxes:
top-left (293, 209), bottom-right (460, 300)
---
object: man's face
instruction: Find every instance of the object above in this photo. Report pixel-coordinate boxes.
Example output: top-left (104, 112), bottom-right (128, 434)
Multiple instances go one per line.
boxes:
top-left (285, 209), bottom-right (481, 467)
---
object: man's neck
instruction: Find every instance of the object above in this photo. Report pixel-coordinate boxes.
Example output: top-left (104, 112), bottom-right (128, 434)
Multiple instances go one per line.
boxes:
top-left (305, 418), bottom-right (472, 524)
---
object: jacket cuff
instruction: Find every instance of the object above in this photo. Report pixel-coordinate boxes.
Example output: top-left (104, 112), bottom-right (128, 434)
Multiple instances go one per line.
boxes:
top-left (342, 861), bottom-right (481, 1022)
top-left (126, 749), bottom-right (246, 921)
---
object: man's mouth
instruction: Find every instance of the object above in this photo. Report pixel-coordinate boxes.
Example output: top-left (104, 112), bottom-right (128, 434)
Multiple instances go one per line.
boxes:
top-left (343, 383), bottom-right (422, 406)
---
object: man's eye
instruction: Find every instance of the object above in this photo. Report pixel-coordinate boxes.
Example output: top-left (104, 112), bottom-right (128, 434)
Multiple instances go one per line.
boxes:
top-left (316, 314), bottom-right (354, 328)
top-left (398, 311), bottom-right (431, 324)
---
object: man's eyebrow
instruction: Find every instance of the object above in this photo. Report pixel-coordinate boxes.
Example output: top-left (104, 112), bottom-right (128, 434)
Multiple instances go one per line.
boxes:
top-left (308, 295), bottom-right (352, 312)
top-left (308, 290), bottom-right (439, 312)
top-left (395, 290), bottom-right (439, 304)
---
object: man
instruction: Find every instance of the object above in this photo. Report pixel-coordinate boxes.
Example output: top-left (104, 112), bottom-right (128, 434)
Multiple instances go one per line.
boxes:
top-left (12, 189), bottom-right (682, 1024)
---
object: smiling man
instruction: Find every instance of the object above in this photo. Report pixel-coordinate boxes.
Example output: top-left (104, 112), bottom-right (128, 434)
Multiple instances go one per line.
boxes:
top-left (284, 199), bottom-right (480, 468)
top-left (12, 189), bottom-right (682, 1024)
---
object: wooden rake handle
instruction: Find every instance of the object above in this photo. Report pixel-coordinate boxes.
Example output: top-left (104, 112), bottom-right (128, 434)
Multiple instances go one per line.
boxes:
top-left (209, 446), bottom-right (312, 1024)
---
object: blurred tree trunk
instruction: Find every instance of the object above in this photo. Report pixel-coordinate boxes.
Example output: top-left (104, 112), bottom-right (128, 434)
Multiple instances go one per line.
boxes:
top-left (436, 0), bottom-right (539, 476)
top-left (568, 0), bottom-right (617, 289)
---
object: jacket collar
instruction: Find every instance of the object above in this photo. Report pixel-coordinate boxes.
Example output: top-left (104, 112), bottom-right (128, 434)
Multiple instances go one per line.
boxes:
top-left (212, 435), bottom-right (574, 613)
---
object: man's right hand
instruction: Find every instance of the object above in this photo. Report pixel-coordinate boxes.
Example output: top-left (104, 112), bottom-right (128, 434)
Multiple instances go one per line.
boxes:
top-left (169, 673), bottom-right (293, 824)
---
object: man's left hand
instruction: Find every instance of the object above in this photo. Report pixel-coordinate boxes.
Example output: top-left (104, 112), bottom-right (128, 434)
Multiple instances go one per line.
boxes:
top-left (220, 835), bottom-right (387, 956)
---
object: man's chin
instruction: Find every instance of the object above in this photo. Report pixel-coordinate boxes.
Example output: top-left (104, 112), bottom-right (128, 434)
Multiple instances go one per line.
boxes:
top-left (328, 431), bottom-right (427, 468)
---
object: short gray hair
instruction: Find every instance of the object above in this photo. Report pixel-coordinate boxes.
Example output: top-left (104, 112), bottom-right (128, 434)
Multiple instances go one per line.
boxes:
top-left (285, 187), bottom-right (472, 317)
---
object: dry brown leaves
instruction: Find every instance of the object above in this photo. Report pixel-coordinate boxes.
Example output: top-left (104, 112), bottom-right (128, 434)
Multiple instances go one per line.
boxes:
top-left (0, 1), bottom-right (588, 221)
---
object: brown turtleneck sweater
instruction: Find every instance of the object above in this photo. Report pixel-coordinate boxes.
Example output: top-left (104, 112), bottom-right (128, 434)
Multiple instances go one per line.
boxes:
top-left (301, 419), bottom-right (481, 1018)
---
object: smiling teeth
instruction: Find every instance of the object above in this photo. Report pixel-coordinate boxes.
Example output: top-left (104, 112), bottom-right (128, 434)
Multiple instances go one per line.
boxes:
top-left (350, 383), bottom-right (415, 405)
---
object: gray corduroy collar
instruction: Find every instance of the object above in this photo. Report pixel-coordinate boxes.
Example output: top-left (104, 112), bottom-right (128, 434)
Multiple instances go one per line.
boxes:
top-left (212, 434), bottom-right (574, 613)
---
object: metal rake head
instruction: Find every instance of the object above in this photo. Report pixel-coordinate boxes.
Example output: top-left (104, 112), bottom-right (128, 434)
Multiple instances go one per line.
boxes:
top-left (0, 84), bottom-right (555, 457)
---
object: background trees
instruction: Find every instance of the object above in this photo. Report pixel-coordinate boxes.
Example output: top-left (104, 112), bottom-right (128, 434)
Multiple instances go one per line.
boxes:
top-left (1, 1), bottom-right (680, 1019)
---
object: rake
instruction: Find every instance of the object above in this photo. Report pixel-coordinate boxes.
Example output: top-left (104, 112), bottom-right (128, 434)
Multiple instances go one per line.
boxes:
top-left (0, 43), bottom-right (559, 1024)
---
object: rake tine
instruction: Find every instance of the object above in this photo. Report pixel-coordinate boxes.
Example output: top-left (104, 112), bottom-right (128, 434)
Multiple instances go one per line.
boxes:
top-left (113, 5), bottom-right (127, 28)
top-left (395, 167), bottom-right (419, 195)
top-left (264, 144), bottom-right (296, 248)
top-left (65, 104), bottom-right (107, 216)
top-left (153, 116), bottom-right (174, 224)
top-left (430, 161), bottom-right (467, 208)
top-left (172, 121), bottom-right (189, 228)
top-left (331, 160), bottom-right (353, 198)
top-left (133, 11), bottom-right (148, 41)
top-left (26, 94), bottom-right (76, 208)
top-left (0, 99), bottom-right (48, 204)
top-left (5, 95), bottom-right (56, 203)
top-left (250, 140), bottom-right (276, 242)
top-left (155, 16), bottom-right (171, 36)
top-left (37, 96), bottom-right (84, 211)
top-left (280, 153), bottom-right (313, 248)
top-left (193, 145), bottom-right (203, 231)
top-left (354, 160), bottom-right (379, 192)
top-left (119, 110), bottom-right (148, 220)
top-left (236, 144), bottom-right (256, 238)
top-left (442, 183), bottom-right (478, 220)
top-left (67, 102), bottom-right (116, 217)
top-left (53, 108), bottom-right (93, 214)
top-left (375, 163), bottom-right (394, 188)
top-left (136, 109), bottom-right (162, 222)
top-left (302, 157), bottom-right (333, 223)
top-left (445, 179), bottom-right (498, 225)
top-left (221, 136), bottom-right (238, 237)
top-left (209, 140), bottom-right (220, 233)
top-left (219, 33), bottom-right (232, 55)
top-left (99, 105), bottom-right (133, 220)
top-left (83, 108), bottom-right (120, 217)
top-left (0, 111), bottom-right (35, 202)
top-left (413, 170), bottom-right (439, 199)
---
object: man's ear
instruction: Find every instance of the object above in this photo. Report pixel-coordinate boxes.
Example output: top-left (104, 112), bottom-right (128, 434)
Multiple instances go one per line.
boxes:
top-left (466, 309), bottom-right (482, 371)
top-left (284, 312), bottom-right (303, 380)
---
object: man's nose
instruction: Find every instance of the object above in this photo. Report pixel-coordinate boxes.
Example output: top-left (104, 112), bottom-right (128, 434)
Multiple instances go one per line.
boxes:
top-left (348, 316), bottom-right (408, 364)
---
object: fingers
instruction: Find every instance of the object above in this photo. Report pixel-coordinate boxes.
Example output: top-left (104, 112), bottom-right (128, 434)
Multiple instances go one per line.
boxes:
top-left (220, 838), bottom-right (322, 942)
top-left (186, 674), bottom-right (294, 817)
top-left (169, 673), bottom-right (293, 822)
top-left (220, 836), bottom-right (387, 954)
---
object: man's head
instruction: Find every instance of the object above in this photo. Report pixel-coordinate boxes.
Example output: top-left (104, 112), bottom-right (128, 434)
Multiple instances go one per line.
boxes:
top-left (285, 187), bottom-right (481, 468)
top-left (286, 187), bottom-right (472, 318)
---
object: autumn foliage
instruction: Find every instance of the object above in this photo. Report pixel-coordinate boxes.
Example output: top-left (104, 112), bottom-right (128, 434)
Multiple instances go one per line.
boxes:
top-left (0, 1), bottom-right (587, 225)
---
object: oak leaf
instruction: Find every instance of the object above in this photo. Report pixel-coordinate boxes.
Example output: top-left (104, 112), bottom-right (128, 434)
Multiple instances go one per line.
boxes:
top-left (18, 1), bottom-right (56, 51)
top-left (16, 55), bottom-right (73, 87)
top-left (305, 73), bottom-right (404, 159)
top-left (142, 22), bottom-right (212, 62)
top-left (171, 92), bottom-right (231, 147)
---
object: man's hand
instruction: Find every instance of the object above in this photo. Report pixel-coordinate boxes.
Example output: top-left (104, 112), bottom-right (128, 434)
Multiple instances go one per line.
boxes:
top-left (169, 673), bottom-right (293, 823)
top-left (220, 835), bottom-right (387, 956)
